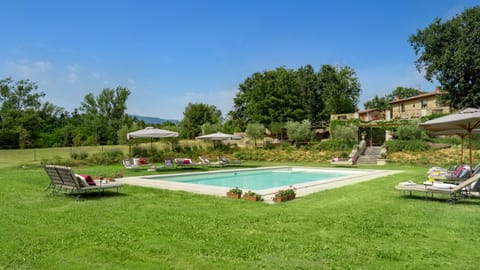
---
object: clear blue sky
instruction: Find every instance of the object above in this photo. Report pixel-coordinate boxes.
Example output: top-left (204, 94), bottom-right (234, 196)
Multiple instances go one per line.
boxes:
top-left (1, 0), bottom-right (479, 120)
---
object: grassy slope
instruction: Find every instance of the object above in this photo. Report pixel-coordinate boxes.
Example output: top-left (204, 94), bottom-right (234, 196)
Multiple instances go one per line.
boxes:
top-left (1, 162), bottom-right (480, 269)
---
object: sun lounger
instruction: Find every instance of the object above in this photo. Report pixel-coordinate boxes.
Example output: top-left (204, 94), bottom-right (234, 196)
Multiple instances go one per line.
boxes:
top-left (429, 162), bottom-right (480, 180)
top-left (330, 157), bottom-right (354, 165)
top-left (199, 156), bottom-right (224, 167)
top-left (427, 164), bottom-right (460, 176)
top-left (174, 158), bottom-right (206, 168)
top-left (122, 158), bottom-right (155, 170)
top-left (164, 158), bottom-right (174, 168)
top-left (395, 173), bottom-right (480, 202)
top-left (218, 155), bottom-right (241, 165)
top-left (43, 165), bottom-right (122, 198)
top-left (395, 181), bottom-right (430, 197)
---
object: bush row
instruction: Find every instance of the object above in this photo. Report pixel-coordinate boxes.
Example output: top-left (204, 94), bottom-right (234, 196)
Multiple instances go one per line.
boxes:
top-left (42, 137), bottom-right (461, 166)
top-left (384, 140), bottom-right (429, 152)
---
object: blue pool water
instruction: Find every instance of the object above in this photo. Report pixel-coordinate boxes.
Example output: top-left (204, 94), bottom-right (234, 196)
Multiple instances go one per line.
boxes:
top-left (145, 168), bottom-right (352, 190)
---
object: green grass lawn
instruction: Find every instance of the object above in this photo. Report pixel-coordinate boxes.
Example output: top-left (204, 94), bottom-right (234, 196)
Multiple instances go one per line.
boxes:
top-left (1, 162), bottom-right (480, 269)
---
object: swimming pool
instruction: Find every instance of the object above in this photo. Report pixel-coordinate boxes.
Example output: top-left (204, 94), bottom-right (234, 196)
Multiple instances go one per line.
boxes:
top-left (145, 167), bottom-right (351, 190)
top-left (119, 166), bottom-right (400, 202)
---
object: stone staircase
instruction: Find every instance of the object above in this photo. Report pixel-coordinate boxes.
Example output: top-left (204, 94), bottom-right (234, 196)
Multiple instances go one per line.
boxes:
top-left (356, 146), bottom-right (383, 165)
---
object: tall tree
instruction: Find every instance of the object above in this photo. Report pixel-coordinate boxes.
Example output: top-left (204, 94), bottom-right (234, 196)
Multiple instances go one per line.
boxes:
top-left (0, 78), bottom-right (50, 148)
top-left (319, 65), bottom-right (361, 115)
top-left (233, 67), bottom-right (305, 127)
top-left (0, 78), bottom-right (44, 111)
top-left (363, 95), bottom-right (389, 111)
top-left (79, 86), bottom-right (131, 145)
top-left (297, 65), bottom-right (324, 123)
top-left (180, 103), bottom-right (222, 139)
top-left (231, 64), bottom-right (359, 128)
top-left (409, 6), bottom-right (480, 109)
top-left (387, 87), bottom-right (422, 100)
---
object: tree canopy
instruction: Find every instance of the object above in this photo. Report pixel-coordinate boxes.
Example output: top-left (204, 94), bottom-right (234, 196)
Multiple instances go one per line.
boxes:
top-left (364, 87), bottom-right (422, 110)
top-left (78, 87), bottom-right (131, 145)
top-left (409, 6), bottom-right (480, 109)
top-left (245, 123), bottom-right (265, 146)
top-left (286, 120), bottom-right (312, 146)
top-left (0, 78), bottom-right (138, 149)
top-left (363, 95), bottom-right (390, 111)
top-left (230, 64), bottom-right (360, 129)
top-left (319, 65), bottom-right (360, 115)
top-left (0, 78), bottom-right (61, 148)
top-left (180, 103), bottom-right (222, 139)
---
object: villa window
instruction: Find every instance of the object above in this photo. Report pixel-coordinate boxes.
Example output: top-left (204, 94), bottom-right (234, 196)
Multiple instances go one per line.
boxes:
top-left (401, 103), bottom-right (405, 112)
top-left (421, 99), bottom-right (427, 108)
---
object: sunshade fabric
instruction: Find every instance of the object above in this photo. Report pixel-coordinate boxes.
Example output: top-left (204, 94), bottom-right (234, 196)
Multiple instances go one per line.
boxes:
top-left (127, 127), bottom-right (178, 140)
top-left (420, 108), bottom-right (480, 175)
top-left (420, 108), bottom-right (480, 132)
top-left (195, 132), bottom-right (241, 141)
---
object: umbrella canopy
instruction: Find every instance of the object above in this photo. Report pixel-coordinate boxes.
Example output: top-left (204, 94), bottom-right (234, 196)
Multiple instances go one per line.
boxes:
top-left (126, 127), bottom-right (178, 159)
top-left (127, 126), bottom-right (178, 140)
top-left (195, 132), bottom-right (241, 141)
top-left (420, 108), bottom-right (480, 132)
top-left (420, 108), bottom-right (480, 175)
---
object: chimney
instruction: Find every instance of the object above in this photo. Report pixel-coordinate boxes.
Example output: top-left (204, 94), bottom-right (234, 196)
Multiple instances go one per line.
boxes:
top-left (435, 87), bottom-right (442, 93)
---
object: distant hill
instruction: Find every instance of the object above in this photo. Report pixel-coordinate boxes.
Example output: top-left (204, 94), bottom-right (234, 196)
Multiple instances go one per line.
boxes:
top-left (130, 115), bottom-right (179, 124)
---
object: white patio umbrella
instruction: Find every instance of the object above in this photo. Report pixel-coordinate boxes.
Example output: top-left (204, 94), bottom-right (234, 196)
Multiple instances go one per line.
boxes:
top-left (127, 127), bottom-right (179, 158)
top-left (196, 132), bottom-right (241, 150)
top-left (127, 126), bottom-right (179, 139)
top-left (195, 132), bottom-right (241, 141)
top-left (420, 108), bottom-right (480, 175)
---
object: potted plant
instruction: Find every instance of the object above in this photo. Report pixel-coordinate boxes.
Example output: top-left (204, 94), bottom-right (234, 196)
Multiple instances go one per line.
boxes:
top-left (285, 188), bottom-right (296, 200)
top-left (273, 187), bottom-right (296, 202)
top-left (273, 189), bottom-right (289, 202)
top-left (226, 187), bottom-right (242, 199)
top-left (360, 131), bottom-right (367, 140)
top-left (243, 190), bottom-right (262, 201)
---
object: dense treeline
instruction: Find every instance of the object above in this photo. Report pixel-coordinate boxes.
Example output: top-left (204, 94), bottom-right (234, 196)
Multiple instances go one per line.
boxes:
top-left (0, 63), bottom-right (362, 149)
top-left (0, 78), bottom-right (142, 149)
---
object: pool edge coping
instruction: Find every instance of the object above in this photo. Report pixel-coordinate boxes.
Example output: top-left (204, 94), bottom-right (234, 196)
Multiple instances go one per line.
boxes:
top-left (117, 166), bottom-right (403, 204)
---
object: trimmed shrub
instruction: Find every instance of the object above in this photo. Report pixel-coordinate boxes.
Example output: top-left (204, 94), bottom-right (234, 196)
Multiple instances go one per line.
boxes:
top-left (89, 149), bottom-right (124, 165)
top-left (332, 125), bottom-right (357, 142)
top-left (385, 140), bottom-right (429, 152)
top-left (132, 146), bottom-right (149, 158)
top-left (315, 139), bottom-right (354, 151)
top-left (264, 140), bottom-right (275, 150)
top-left (70, 151), bottom-right (89, 160)
top-left (395, 125), bottom-right (422, 140)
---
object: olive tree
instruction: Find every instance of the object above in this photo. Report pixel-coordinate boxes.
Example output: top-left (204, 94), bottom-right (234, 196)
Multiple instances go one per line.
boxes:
top-left (245, 123), bottom-right (265, 147)
top-left (286, 120), bottom-right (312, 147)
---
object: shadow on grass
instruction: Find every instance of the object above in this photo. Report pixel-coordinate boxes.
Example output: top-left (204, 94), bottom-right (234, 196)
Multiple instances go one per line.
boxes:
top-left (50, 190), bottom-right (128, 201)
top-left (397, 193), bottom-right (480, 205)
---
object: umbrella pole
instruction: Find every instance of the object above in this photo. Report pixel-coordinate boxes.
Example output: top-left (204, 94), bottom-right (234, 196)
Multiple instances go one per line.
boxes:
top-left (461, 135), bottom-right (464, 164)
top-left (469, 132), bottom-right (473, 177)
top-left (150, 138), bottom-right (153, 162)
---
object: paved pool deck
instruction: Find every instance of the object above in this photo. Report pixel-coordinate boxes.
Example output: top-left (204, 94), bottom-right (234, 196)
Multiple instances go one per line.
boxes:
top-left (117, 166), bottom-right (402, 204)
